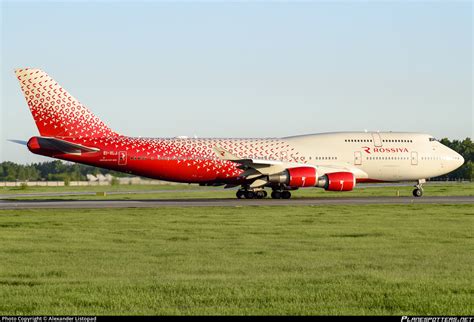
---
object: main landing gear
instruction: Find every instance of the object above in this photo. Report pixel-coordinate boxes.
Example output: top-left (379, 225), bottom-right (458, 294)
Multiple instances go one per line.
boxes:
top-left (412, 179), bottom-right (425, 198)
top-left (236, 189), bottom-right (267, 199)
top-left (236, 188), bottom-right (293, 199)
top-left (270, 190), bottom-right (291, 199)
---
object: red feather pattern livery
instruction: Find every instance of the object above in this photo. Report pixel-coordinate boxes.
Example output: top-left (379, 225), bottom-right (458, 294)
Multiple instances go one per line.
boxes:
top-left (16, 68), bottom-right (298, 183)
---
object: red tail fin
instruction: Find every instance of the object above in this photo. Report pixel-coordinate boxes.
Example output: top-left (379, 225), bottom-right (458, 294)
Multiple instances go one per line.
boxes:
top-left (15, 68), bottom-right (119, 139)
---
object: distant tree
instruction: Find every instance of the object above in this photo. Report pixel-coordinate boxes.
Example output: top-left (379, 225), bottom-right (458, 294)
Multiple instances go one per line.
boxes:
top-left (435, 137), bottom-right (473, 181)
top-left (110, 177), bottom-right (120, 186)
top-left (0, 160), bottom-right (131, 181)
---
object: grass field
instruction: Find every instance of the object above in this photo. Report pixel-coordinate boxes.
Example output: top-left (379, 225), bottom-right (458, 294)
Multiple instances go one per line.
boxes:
top-left (0, 204), bottom-right (472, 315)
top-left (1, 182), bottom-right (473, 200)
top-left (0, 183), bottom-right (200, 195)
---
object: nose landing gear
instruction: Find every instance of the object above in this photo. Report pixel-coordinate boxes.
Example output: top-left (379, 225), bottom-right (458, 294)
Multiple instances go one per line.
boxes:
top-left (413, 188), bottom-right (423, 197)
top-left (412, 179), bottom-right (425, 197)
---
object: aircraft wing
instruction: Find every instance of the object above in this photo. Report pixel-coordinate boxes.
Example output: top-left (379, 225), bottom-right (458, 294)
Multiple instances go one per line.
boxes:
top-left (213, 146), bottom-right (367, 188)
top-left (213, 146), bottom-right (288, 175)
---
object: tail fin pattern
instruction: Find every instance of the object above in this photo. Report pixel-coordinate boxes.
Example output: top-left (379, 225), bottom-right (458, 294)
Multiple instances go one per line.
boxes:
top-left (15, 68), bottom-right (118, 139)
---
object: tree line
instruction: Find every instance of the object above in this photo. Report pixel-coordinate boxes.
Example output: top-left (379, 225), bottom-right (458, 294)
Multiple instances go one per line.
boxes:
top-left (437, 138), bottom-right (473, 180)
top-left (0, 137), bottom-right (472, 182)
top-left (0, 160), bottom-right (128, 182)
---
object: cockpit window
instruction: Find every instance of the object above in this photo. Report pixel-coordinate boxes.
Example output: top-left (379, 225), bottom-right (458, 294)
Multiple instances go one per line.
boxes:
top-left (429, 137), bottom-right (437, 142)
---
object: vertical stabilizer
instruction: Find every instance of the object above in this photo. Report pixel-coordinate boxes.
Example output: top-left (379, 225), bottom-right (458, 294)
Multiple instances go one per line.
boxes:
top-left (15, 68), bottom-right (119, 139)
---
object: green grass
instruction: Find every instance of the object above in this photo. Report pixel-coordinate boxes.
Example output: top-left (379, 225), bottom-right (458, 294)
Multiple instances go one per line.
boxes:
top-left (1, 182), bottom-right (472, 200)
top-left (0, 183), bottom-right (198, 195)
top-left (0, 205), bottom-right (472, 315)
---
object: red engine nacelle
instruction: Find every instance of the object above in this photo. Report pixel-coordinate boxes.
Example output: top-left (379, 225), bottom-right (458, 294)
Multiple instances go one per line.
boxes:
top-left (323, 172), bottom-right (356, 191)
top-left (268, 166), bottom-right (317, 187)
top-left (268, 168), bottom-right (355, 191)
top-left (287, 167), bottom-right (317, 187)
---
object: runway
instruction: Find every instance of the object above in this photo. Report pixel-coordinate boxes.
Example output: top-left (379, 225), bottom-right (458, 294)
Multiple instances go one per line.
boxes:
top-left (0, 189), bottom-right (217, 199)
top-left (0, 196), bottom-right (472, 209)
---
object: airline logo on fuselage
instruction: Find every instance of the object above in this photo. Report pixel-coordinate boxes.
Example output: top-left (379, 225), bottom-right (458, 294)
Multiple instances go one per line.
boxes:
top-left (362, 146), bottom-right (409, 154)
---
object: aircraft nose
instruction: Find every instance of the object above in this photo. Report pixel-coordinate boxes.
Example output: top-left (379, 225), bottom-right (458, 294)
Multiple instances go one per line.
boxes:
top-left (458, 153), bottom-right (465, 167)
top-left (452, 151), bottom-right (464, 169)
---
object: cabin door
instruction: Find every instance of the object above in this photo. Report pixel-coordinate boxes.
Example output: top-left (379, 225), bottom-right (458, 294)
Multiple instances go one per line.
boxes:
top-left (354, 151), bottom-right (362, 165)
top-left (372, 132), bottom-right (382, 147)
top-left (411, 151), bottom-right (418, 165)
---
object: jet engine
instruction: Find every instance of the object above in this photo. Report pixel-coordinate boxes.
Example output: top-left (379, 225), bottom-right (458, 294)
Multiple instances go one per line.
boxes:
top-left (268, 168), bottom-right (356, 191)
top-left (317, 171), bottom-right (356, 191)
top-left (267, 166), bottom-right (317, 187)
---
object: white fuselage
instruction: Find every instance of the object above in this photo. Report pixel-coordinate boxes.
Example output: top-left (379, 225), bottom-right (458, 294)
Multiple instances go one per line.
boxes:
top-left (284, 132), bottom-right (464, 181)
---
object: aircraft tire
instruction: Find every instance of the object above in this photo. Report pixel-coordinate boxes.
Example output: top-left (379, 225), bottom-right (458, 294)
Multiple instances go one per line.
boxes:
top-left (271, 191), bottom-right (281, 199)
top-left (281, 191), bottom-right (291, 199)
top-left (256, 191), bottom-right (266, 199)
top-left (412, 188), bottom-right (423, 197)
top-left (245, 191), bottom-right (256, 199)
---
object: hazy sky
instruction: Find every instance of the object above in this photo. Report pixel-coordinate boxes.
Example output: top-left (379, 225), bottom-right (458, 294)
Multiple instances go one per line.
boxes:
top-left (1, 1), bottom-right (472, 163)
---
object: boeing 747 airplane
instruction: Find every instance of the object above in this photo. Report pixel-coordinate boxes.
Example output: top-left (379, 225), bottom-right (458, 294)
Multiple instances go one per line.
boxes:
top-left (12, 68), bottom-right (464, 199)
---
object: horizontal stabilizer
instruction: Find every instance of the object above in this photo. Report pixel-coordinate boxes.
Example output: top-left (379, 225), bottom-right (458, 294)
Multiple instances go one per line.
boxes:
top-left (28, 136), bottom-right (100, 155)
top-left (8, 139), bottom-right (28, 146)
